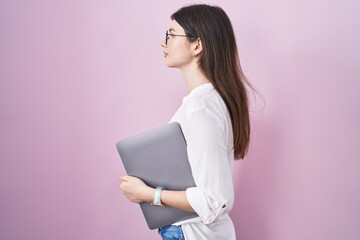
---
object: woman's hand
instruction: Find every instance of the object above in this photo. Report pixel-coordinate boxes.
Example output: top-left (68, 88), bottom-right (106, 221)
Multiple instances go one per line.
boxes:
top-left (118, 175), bottom-right (155, 204)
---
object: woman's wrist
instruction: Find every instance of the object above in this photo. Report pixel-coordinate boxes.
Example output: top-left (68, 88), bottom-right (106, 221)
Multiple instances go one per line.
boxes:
top-left (144, 186), bottom-right (156, 203)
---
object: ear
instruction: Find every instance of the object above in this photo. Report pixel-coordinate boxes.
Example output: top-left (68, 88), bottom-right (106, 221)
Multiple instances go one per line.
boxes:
top-left (193, 38), bottom-right (203, 57)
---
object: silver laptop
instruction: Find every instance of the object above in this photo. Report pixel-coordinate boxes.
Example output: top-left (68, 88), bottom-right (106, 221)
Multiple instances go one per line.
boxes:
top-left (116, 122), bottom-right (198, 229)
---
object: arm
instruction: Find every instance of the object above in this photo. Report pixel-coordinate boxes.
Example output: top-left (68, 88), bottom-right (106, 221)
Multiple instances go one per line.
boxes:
top-left (119, 175), bottom-right (194, 212)
top-left (162, 189), bottom-right (194, 212)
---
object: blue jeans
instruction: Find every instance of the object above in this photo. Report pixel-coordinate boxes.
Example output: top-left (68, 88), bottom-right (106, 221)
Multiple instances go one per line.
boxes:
top-left (158, 225), bottom-right (185, 240)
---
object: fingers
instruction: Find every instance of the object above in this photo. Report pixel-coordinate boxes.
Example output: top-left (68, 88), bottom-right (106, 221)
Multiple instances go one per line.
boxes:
top-left (118, 175), bottom-right (146, 204)
top-left (118, 175), bottom-right (129, 181)
top-left (118, 176), bottom-right (127, 192)
top-left (119, 176), bottom-right (135, 191)
top-left (118, 175), bottom-right (141, 183)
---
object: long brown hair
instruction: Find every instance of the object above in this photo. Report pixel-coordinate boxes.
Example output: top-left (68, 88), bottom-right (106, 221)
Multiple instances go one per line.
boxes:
top-left (172, 4), bottom-right (252, 159)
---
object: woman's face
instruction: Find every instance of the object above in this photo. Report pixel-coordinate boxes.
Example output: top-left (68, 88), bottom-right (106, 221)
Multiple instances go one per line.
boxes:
top-left (162, 20), bottom-right (195, 69)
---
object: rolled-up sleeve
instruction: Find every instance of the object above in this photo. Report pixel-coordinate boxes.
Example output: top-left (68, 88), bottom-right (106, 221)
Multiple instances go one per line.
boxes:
top-left (183, 108), bottom-right (234, 224)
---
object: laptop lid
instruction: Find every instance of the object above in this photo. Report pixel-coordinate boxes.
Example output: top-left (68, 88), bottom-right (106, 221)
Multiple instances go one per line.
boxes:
top-left (116, 122), bottom-right (198, 229)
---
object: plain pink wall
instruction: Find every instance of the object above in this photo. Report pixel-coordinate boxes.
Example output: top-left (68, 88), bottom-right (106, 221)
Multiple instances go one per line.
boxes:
top-left (0, 0), bottom-right (359, 239)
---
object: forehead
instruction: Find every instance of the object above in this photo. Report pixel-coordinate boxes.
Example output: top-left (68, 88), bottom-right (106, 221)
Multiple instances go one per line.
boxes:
top-left (168, 20), bottom-right (185, 33)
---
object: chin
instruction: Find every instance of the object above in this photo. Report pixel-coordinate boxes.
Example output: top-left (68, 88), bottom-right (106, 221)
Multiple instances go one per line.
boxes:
top-left (164, 61), bottom-right (178, 68)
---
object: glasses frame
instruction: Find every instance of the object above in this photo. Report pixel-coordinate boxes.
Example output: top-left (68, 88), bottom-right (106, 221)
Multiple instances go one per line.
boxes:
top-left (165, 30), bottom-right (190, 45)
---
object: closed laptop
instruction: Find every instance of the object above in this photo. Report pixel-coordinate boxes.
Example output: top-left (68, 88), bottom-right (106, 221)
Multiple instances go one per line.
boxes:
top-left (116, 122), bottom-right (198, 229)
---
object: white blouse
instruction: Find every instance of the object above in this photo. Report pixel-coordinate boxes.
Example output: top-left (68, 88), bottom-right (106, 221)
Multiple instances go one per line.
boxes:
top-left (170, 83), bottom-right (236, 240)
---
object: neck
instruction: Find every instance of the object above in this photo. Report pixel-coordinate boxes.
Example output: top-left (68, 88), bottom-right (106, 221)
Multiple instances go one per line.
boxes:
top-left (179, 62), bottom-right (210, 92)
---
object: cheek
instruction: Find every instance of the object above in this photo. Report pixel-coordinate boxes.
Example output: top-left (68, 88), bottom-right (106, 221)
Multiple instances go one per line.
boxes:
top-left (165, 43), bottom-right (193, 67)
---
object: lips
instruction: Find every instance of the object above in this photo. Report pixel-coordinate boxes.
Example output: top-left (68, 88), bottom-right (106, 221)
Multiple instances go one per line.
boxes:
top-left (163, 52), bottom-right (168, 57)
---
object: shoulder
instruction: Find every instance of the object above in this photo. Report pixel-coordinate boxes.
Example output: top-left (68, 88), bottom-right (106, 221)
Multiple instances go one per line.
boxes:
top-left (186, 89), bottom-right (226, 117)
top-left (179, 89), bottom-right (230, 135)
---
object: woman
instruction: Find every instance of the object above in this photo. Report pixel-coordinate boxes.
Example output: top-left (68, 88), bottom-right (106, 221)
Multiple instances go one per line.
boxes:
top-left (119, 4), bottom-right (251, 240)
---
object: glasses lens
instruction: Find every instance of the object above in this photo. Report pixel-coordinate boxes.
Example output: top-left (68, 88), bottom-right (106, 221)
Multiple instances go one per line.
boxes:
top-left (165, 31), bottom-right (168, 45)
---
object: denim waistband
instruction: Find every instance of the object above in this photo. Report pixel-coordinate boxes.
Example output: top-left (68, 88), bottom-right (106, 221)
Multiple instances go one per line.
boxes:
top-left (158, 225), bottom-right (185, 240)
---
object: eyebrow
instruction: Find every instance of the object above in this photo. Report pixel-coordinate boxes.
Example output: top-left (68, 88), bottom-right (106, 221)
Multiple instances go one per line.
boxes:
top-left (168, 28), bottom-right (176, 33)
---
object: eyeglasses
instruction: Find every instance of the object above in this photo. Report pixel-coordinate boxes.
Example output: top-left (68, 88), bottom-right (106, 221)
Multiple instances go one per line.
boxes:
top-left (165, 30), bottom-right (189, 45)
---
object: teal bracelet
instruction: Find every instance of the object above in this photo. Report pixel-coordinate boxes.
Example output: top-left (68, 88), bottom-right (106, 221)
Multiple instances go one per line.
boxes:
top-left (152, 187), bottom-right (164, 206)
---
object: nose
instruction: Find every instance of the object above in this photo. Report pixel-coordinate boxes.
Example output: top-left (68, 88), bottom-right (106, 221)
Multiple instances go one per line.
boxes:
top-left (161, 40), bottom-right (167, 48)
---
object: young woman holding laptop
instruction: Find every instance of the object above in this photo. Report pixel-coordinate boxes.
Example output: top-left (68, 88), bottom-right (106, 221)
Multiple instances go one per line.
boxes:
top-left (119, 4), bottom-right (253, 240)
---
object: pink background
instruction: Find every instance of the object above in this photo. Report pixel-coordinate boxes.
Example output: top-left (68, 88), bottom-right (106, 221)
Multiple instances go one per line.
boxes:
top-left (1, 0), bottom-right (359, 239)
